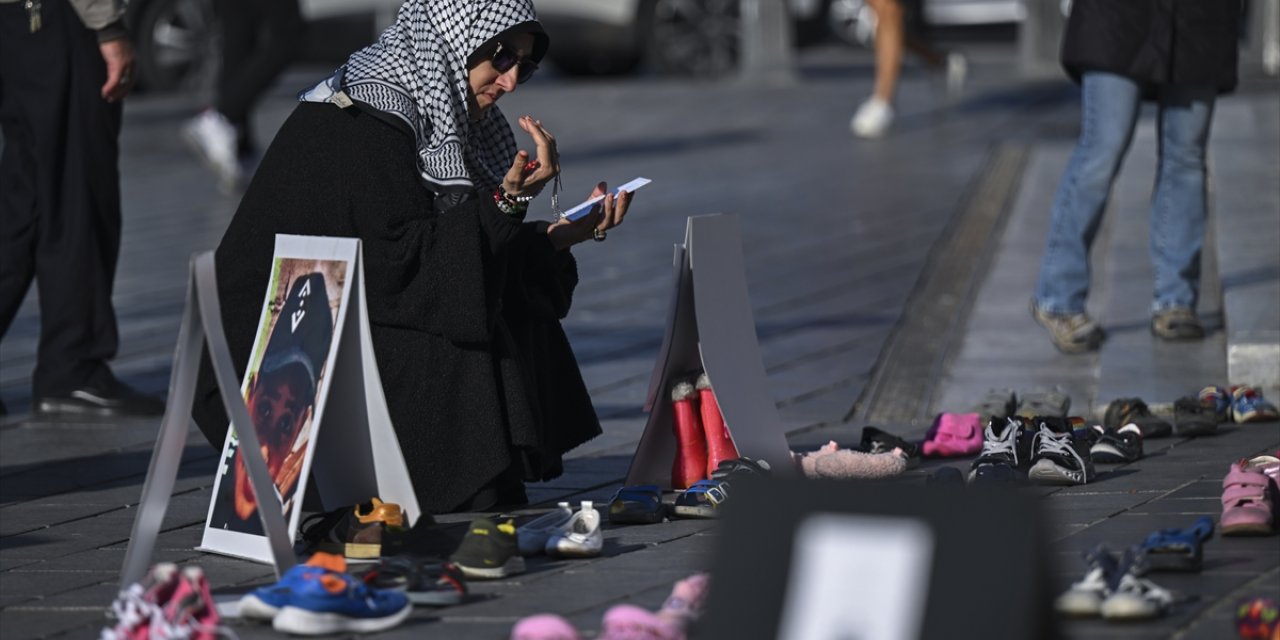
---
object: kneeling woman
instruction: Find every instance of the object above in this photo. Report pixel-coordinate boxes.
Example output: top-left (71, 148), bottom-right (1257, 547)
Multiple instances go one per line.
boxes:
top-left (193, 0), bottom-right (633, 514)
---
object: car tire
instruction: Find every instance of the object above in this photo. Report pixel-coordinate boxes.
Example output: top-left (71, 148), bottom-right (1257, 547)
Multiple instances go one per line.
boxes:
top-left (132, 0), bottom-right (217, 92)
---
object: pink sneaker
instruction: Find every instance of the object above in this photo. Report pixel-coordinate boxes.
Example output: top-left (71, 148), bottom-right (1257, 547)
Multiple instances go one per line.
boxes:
top-left (921, 413), bottom-right (983, 458)
top-left (599, 604), bottom-right (680, 640)
top-left (657, 573), bottom-right (709, 630)
top-left (1221, 459), bottom-right (1277, 536)
top-left (101, 563), bottom-right (181, 640)
top-left (154, 566), bottom-right (223, 640)
top-left (511, 613), bottom-right (581, 640)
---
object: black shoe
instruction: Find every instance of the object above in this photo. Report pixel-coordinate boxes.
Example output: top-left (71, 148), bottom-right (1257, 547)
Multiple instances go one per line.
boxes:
top-left (35, 381), bottom-right (164, 418)
top-left (1172, 396), bottom-right (1218, 437)
top-left (1090, 424), bottom-right (1144, 463)
top-left (1028, 425), bottom-right (1095, 485)
top-left (968, 417), bottom-right (1026, 483)
top-left (449, 518), bottom-right (525, 580)
top-left (857, 426), bottom-right (920, 466)
top-left (1103, 398), bottom-right (1172, 438)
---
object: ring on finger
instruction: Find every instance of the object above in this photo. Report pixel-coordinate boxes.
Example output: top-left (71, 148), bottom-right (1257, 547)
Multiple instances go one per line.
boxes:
top-left (592, 228), bottom-right (607, 242)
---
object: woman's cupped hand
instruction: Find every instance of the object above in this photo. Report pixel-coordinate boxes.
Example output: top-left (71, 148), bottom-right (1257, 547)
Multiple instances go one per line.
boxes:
top-left (502, 115), bottom-right (560, 199)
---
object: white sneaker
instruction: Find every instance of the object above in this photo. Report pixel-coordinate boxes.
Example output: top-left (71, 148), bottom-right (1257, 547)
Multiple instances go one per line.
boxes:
top-left (516, 501), bottom-right (573, 556)
top-left (850, 98), bottom-right (893, 138)
top-left (945, 52), bottom-right (967, 98)
top-left (182, 109), bottom-right (243, 192)
top-left (545, 501), bottom-right (603, 558)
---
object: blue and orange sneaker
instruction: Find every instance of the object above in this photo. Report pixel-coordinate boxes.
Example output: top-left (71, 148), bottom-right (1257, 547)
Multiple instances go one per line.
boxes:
top-left (271, 569), bottom-right (411, 635)
top-left (1230, 386), bottom-right (1279, 424)
top-left (238, 552), bottom-right (348, 620)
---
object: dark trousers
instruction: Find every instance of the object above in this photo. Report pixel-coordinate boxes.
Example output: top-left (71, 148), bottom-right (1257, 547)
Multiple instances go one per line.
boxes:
top-left (0, 0), bottom-right (123, 397)
top-left (215, 0), bottom-right (303, 132)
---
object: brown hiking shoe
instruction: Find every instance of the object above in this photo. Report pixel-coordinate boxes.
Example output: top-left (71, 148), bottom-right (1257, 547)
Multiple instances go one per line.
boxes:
top-left (1030, 300), bottom-right (1104, 354)
top-left (1151, 307), bottom-right (1204, 341)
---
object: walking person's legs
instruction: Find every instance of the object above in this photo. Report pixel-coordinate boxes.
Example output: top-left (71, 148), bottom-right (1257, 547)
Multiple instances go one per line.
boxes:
top-left (1032, 71), bottom-right (1142, 352)
top-left (1148, 85), bottom-right (1217, 340)
top-left (851, 0), bottom-right (904, 137)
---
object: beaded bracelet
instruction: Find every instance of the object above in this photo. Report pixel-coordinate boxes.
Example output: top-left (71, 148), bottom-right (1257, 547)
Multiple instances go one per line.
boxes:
top-left (493, 187), bottom-right (532, 215)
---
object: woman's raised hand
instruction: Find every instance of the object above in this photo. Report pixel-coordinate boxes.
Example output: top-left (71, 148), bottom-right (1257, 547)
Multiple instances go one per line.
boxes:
top-left (547, 181), bottom-right (635, 251)
top-left (502, 115), bottom-right (560, 199)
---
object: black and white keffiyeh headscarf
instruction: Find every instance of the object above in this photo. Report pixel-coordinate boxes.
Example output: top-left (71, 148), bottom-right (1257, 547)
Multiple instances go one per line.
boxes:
top-left (299, 0), bottom-right (547, 194)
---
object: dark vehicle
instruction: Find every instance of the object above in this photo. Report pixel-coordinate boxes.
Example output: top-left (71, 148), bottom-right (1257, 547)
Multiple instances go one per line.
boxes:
top-left (124, 0), bottom-right (403, 91)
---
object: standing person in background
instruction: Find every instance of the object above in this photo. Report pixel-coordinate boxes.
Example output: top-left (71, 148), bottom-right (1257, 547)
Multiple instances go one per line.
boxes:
top-left (1030, 0), bottom-right (1240, 354)
top-left (0, 0), bottom-right (164, 418)
top-left (183, 0), bottom-right (304, 192)
top-left (850, 0), bottom-right (965, 138)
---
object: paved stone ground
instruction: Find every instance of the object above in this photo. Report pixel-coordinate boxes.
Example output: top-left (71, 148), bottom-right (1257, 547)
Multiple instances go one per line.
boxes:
top-left (1, 43), bottom-right (1278, 639)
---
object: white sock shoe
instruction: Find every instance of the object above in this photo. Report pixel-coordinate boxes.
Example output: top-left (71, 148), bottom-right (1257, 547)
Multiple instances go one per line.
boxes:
top-left (945, 52), bottom-right (968, 98)
top-left (182, 109), bottom-right (243, 192)
top-left (851, 98), bottom-right (893, 138)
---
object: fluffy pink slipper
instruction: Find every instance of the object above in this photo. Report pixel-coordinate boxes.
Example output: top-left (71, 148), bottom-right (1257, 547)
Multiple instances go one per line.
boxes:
top-left (657, 573), bottom-right (710, 631)
top-left (812, 447), bottom-right (908, 479)
top-left (921, 413), bottom-right (983, 458)
top-left (599, 604), bottom-right (680, 640)
top-left (511, 613), bottom-right (581, 640)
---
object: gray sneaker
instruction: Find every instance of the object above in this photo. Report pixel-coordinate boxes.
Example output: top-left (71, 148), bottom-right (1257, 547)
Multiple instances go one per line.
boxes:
top-left (1150, 307), bottom-right (1204, 340)
top-left (1030, 300), bottom-right (1104, 354)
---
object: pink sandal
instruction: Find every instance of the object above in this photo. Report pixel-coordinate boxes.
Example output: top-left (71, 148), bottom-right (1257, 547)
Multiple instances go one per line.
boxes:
top-left (511, 613), bottom-right (581, 640)
top-left (921, 413), bottom-right (983, 458)
top-left (657, 573), bottom-right (709, 631)
top-left (599, 604), bottom-right (680, 640)
top-left (1221, 458), bottom-right (1277, 536)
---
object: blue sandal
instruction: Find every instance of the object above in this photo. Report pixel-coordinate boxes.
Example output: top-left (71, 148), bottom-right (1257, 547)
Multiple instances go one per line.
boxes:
top-left (672, 479), bottom-right (729, 519)
top-left (1140, 515), bottom-right (1214, 571)
top-left (608, 485), bottom-right (665, 525)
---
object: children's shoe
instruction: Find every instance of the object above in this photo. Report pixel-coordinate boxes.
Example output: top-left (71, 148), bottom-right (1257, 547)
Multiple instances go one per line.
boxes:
top-left (1055, 545), bottom-right (1118, 617)
top-left (517, 502), bottom-right (574, 556)
top-left (300, 497), bottom-right (405, 560)
top-left (672, 479), bottom-right (729, 519)
top-left (1100, 548), bottom-right (1177, 620)
top-left (1090, 423), bottom-right (1144, 463)
top-left (450, 518), bottom-right (527, 579)
top-left (1231, 385), bottom-right (1280, 423)
top-left (511, 613), bottom-right (582, 640)
top-left (1234, 597), bottom-right (1280, 640)
top-left (921, 413), bottom-right (982, 458)
top-left (101, 562), bottom-right (181, 640)
top-left (271, 571), bottom-right (412, 635)
top-left (240, 552), bottom-right (349, 620)
top-left (362, 556), bottom-right (468, 606)
top-left (968, 417), bottom-right (1023, 484)
top-left (1104, 397), bottom-right (1172, 438)
top-left (1028, 425), bottom-right (1094, 485)
top-left (1221, 458), bottom-right (1277, 536)
top-left (1199, 385), bottom-right (1232, 423)
top-left (657, 573), bottom-right (709, 631)
top-left (155, 566), bottom-right (225, 640)
top-left (1019, 388), bottom-right (1072, 420)
top-left (1140, 515), bottom-right (1214, 572)
top-left (671, 380), bottom-right (708, 490)
top-left (972, 388), bottom-right (1017, 424)
top-left (858, 426), bottom-right (920, 468)
top-left (545, 501), bottom-right (604, 558)
top-left (608, 485), bottom-right (666, 525)
top-left (696, 373), bottom-right (739, 477)
top-left (1030, 301), bottom-right (1103, 354)
top-left (599, 604), bottom-right (681, 640)
top-left (1173, 396), bottom-right (1219, 437)
top-left (850, 98), bottom-right (893, 138)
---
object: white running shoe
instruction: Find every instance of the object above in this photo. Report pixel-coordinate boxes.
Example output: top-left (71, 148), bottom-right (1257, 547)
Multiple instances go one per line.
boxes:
top-left (945, 52), bottom-right (967, 98)
top-left (182, 109), bottom-right (243, 192)
top-left (850, 98), bottom-right (893, 138)
top-left (516, 501), bottom-right (574, 556)
top-left (545, 501), bottom-right (603, 558)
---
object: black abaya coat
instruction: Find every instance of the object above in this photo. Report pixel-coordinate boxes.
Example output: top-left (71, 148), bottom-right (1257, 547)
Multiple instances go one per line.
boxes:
top-left (191, 102), bottom-right (602, 514)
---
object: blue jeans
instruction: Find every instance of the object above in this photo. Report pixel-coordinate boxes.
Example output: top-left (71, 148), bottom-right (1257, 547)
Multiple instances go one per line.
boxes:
top-left (1034, 72), bottom-right (1217, 315)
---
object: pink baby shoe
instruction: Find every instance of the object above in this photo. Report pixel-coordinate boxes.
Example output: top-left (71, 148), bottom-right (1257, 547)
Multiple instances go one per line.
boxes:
top-left (599, 604), bottom-right (681, 640)
top-left (921, 413), bottom-right (983, 458)
top-left (511, 613), bottom-right (582, 640)
top-left (1221, 458), bottom-right (1277, 536)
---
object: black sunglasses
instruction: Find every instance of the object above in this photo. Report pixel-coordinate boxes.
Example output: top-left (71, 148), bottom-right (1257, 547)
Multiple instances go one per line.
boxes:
top-left (491, 43), bottom-right (538, 84)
